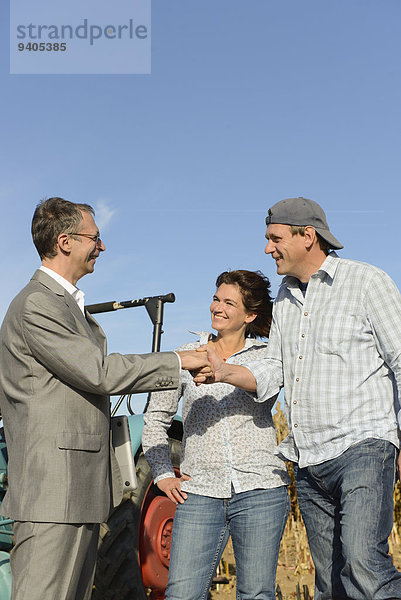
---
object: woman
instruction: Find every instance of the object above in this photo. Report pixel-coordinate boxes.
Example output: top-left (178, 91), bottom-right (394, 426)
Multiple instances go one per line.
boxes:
top-left (142, 270), bottom-right (289, 600)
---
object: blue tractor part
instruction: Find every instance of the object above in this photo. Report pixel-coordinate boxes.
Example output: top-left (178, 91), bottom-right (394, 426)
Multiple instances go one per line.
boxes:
top-left (0, 552), bottom-right (11, 600)
top-left (0, 428), bottom-right (12, 600)
top-left (127, 413), bottom-right (147, 456)
top-left (127, 413), bottom-right (182, 458)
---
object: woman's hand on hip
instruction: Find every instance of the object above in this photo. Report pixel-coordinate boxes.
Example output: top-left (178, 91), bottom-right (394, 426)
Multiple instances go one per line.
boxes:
top-left (156, 474), bottom-right (191, 504)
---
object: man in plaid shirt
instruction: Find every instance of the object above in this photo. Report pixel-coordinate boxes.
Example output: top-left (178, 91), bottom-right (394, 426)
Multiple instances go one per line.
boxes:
top-left (199, 197), bottom-right (401, 599)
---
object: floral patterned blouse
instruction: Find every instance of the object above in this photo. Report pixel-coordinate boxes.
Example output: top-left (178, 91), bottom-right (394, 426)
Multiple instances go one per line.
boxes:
top-left (142, 332), bottom-right (289, 498)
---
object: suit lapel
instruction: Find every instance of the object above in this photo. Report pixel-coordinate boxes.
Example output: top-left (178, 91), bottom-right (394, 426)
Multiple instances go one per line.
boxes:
top-left (85, 310), bottom-right (107, 353)
top-left (31, 269), bottom-right (65, 296)
top-left (32, 269), bottom-right (106, 352)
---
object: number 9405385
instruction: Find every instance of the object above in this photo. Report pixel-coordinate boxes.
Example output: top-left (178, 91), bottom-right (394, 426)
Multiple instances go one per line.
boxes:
top-left (18, 42), bottom-right (67, 51)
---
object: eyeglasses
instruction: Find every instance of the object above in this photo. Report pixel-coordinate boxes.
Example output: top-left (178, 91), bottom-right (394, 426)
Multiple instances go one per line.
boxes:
top-left (69, 232), bottom-right (102, 245)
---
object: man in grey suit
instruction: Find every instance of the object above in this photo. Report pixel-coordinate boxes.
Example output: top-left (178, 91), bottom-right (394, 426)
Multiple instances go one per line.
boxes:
top-left (0, 197), bottom-right (209, 600)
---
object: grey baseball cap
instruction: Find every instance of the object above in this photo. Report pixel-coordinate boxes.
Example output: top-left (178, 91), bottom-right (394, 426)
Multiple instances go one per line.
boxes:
top-left (266, 197), bottom-right (343, 250)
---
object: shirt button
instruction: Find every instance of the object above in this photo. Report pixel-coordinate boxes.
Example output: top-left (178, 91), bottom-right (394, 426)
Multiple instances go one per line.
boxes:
top-left (294, 424), bottom-right (298, 428)
top-left (304, 312), bottom-right (308, 316)
top-left (296, 378), bottom-right (300, 382)
top-left (301, 333), bottom-right (305, 338)
top-left (299, 355), bottom-right (303, 360)
top-left (293, 400), bottom-right (297, 404)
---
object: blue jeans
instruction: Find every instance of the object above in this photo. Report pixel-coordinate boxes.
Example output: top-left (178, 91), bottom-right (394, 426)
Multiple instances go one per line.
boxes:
top-left (295, 438), bottom-right (401, 600)
top-left (165, 486), bottom-right (289, 600)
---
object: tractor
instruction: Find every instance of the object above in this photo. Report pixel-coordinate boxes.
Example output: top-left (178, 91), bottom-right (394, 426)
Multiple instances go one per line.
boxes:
top-left (0, 292), bottom-right (184, 600)
top-left (0, 431), bottom-right (12, 600)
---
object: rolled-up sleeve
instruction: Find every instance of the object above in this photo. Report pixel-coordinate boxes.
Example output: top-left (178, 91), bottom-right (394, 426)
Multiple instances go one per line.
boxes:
top-left (244, 311), bottom-right (284, 402)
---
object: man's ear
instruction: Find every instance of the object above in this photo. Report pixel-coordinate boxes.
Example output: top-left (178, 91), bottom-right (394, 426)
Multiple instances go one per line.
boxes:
top-left (57, 233), bottom-right (73, 254)
top-left (303, 226), bottom-right (317, 250)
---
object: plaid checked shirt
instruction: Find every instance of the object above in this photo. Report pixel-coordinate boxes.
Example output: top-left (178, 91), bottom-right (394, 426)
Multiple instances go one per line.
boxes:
top-left (246, 252), bottom-right (401, 468)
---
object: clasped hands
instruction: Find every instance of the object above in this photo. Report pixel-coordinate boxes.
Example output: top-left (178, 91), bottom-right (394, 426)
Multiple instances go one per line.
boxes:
top-left (177, 345), bottom-right (223, 385)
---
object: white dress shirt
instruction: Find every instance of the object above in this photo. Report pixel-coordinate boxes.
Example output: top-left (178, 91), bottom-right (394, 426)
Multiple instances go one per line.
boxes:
top-left (39, 266), bottom-right (85, 314)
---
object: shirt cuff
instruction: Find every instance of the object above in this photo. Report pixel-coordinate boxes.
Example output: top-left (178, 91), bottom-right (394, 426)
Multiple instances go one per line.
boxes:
top-left (154, 471), bottom-right (176, 484)
top-left (244, 361), bottom-right (280, 403)
top-left (173, 351), bottom-right (182, 370)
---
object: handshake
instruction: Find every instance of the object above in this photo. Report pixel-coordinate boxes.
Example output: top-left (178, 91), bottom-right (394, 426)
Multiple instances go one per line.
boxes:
top-left (176, 345), bottom-right (220, 385)
top-left (176, 346), bottom-right (256, 392)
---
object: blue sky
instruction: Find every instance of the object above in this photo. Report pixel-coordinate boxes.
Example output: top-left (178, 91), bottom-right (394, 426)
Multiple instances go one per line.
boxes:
top-left (1, 1), bottom-right (401, 412)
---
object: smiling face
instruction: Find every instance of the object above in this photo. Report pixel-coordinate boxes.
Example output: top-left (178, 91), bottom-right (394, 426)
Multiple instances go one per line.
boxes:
top-left (69, 210), bottom-right (105, 282)
top-left (264, 223), bottom-right (307, 279)
top-left (210, 282), bottom-right (256, 337)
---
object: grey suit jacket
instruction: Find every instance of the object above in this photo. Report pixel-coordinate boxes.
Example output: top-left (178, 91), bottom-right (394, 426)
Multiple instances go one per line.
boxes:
top-left (0, 269), bottom-right (179, 523)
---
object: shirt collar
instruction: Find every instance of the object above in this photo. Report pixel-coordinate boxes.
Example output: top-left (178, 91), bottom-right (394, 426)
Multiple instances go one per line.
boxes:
top-left (314, 251), bottom-right (340, 282)
top-left (39, 265), bottom-right (85, 314)
top-left (282, 250), bottom-right (340, 289)
top-left (189, 331), bottom-right (266, 350)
